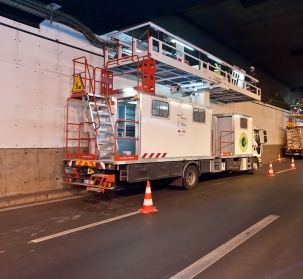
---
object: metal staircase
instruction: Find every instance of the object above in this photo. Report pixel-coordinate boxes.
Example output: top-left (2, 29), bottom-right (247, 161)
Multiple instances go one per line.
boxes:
top-left (84, 93), bottom-right (115, 160)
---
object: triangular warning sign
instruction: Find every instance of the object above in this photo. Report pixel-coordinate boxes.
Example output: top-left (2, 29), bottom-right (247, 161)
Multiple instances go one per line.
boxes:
top-left (72, 75), bottom-right (84, 93)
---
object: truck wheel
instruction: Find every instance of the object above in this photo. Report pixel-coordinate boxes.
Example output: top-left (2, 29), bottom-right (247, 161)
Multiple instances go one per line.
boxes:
top-left (248, 158), bottom-right (258, 174)
top-left (182, 165), bottom-right (199, 190)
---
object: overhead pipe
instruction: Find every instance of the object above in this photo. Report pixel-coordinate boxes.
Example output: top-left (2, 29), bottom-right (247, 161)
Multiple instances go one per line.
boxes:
top-left (0, 0), bottom-right (116, 50)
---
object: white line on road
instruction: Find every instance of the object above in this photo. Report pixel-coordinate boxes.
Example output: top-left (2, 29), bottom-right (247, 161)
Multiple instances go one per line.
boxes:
top-left (170, 215), bottom-right (279, 279)
top-left (275, 169), bottom-right (293, 174)
top-left (31, 211), bottom-right (140, 243)
top-left (0, 195), bottom-right (89, 212)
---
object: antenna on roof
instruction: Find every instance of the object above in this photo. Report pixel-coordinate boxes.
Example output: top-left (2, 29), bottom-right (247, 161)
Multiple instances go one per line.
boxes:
top-left (46, 3), bottom-right (62, 24)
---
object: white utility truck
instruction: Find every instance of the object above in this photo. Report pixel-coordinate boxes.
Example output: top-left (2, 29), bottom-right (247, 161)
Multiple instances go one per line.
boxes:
top-left (64, 22), bottom-right (267, 192)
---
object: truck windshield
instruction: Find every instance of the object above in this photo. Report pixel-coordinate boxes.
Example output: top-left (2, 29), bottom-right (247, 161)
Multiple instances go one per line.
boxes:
top-left (254, 129), bottom-right (260, 145)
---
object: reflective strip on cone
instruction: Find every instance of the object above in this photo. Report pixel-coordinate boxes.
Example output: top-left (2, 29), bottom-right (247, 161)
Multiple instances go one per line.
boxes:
top-left (139, 181), bottom-right (158, 213)
top-left (143, 199), bottom-right (153, 206)
top-left (267, 161), bottom-right (275, 176)
top-left (290, 157), bottom-right (296, 169)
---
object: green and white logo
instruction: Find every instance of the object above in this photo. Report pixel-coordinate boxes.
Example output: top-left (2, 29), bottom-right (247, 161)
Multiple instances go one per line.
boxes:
top-left (239, 133), bottom-right (248, 152)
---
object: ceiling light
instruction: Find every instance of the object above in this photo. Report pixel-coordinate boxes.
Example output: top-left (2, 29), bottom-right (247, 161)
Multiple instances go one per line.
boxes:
top-left (171, 39), bottom-right (194, 51)
top-left (122, 49), bottom-right (142, 55)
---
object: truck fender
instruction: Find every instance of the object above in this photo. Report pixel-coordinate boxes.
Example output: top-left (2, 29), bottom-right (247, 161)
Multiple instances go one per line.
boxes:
top-left (182, 161), bottom-right (200, 177)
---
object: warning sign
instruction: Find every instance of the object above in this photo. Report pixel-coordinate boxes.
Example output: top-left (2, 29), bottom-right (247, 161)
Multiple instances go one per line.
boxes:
top-left (72, 75), bottom-right (84, 93)
top-left (177, 111), bottom-right (187, 137)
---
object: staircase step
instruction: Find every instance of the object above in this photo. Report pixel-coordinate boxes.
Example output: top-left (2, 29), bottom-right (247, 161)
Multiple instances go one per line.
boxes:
top-left (86, 188), bottom-right (99, 192)
top-left (89, 102), bottom-right (108, 107)
top-left (87, 93), bottom-right (106, 98)
top-left (99, 152), bottom-right (114, 157)
top-left (87, 187), bottom-right (115, 192)
top-left (98, 130), bottom-right (114, 135)
top-left (99, 122), bottom-right (112, 126)
top-left (98, 140), bottom-right (114, 144)
top-left (92, 111), bottom-right (110, 115)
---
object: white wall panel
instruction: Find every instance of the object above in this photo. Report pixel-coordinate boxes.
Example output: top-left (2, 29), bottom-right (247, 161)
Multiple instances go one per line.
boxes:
top-left (0, 16), bottom-right (289, 149)
top-left (17, 21), bottom-right (40, 35)
top-left (18, 31), bottom-right (59, 72)
top-left (0, 24), bottom-right (17, 64)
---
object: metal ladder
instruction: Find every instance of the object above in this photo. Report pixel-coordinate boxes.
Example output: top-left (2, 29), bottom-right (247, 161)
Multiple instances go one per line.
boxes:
top-left (86, 174), bottom-right (116, 193)
top-left (83, 93), bottom-right (115, 160)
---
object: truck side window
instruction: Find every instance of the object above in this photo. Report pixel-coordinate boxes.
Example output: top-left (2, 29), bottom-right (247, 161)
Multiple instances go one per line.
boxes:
top-left (152, 100), bottom-right (169, 118)
top-left (240, 118), bottom-right (247, 129)
top-left (193, 108), bottom-right (205, 123)
top-left (254, 129), bottom-right (260, 144)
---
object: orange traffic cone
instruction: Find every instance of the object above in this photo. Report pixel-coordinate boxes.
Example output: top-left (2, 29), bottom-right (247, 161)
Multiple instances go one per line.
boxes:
top-left (290, 157), bottom-right (296, 170)
top-left (139, 181), bottom-right (158, 213)
top-left (277, 154), bottom-right (282, 162)
top-left (267, 161), bottom-right (275, 176)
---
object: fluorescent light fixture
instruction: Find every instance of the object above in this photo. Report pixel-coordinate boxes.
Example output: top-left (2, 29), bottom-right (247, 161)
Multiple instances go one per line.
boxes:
top-left (122, 48), bottom-right (142, 55)
top-left (171, 39), bottom-right (194, 51)
top-left (181, 82), bottom-right (205, 88)
top-left (127, 101), bottom-right (137, 104)
top-left (207, 55), bottom-right (223, 65)
top-left (123, 88), bottom-right (135, 93)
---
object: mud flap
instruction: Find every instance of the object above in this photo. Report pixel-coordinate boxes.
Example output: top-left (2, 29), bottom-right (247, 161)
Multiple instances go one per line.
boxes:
top-left (169, 177), bottom-right (183, 186)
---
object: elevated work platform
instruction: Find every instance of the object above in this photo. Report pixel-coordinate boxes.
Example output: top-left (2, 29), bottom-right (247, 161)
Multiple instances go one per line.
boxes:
top-left (100, 22), bottom-right (261, 103)
top-left (289, 103), bottom-right (303, 118)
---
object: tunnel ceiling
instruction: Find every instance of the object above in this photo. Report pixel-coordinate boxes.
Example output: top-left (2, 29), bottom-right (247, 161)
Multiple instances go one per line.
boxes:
top-left (1, 0), bottom-right (303, 92)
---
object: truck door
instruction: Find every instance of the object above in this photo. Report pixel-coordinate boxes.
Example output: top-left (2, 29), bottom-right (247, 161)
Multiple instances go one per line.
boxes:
top-left (115, 98), bottom-right (139, 159)
top-left (253, 129), bottom-right (261, 155)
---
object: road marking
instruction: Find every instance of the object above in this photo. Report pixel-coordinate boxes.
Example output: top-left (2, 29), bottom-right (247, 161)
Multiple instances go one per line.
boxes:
top-left (170, 215), bottom-right (279, 279)
top-left (0, 195), bottom-right (89, 212)
top-left (275, 169), bottom-right (292, 174)
top-left (31, 211), bottom-right (140, 243)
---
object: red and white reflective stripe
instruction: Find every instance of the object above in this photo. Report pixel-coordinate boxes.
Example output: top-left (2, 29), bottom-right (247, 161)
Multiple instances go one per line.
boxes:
top-left (99, 162), bottom-right (105, 169)
top-left (252, 145), bottom-right (258, 148)
top-left (142, 153), bottom-right (167, 158)
top-left (143, 187), bottom-right (153, 205)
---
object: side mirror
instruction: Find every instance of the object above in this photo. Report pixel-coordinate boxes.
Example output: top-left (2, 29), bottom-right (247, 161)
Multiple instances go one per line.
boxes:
top-left (263, 130), bottom-right (268, 143)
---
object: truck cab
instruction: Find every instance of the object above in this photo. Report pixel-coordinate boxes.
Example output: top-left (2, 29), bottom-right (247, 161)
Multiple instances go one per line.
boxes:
top-left (253, 127), bottom-right (267, 169)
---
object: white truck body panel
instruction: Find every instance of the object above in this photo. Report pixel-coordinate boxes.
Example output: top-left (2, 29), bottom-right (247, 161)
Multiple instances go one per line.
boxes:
top-left (140, 93), bottom-right (212, 159)
top-left (213, 113), bottom-right (253, 157)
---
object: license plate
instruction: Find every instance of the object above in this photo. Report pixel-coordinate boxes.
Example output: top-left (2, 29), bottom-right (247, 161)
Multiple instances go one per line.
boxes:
top-left (65, 167), bottom-right (76, 174)
top-left (84, 180), bottom-right (94, 185)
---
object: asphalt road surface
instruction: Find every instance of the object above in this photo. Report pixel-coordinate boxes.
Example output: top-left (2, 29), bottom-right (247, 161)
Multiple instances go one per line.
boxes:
top-left (0, 158), bottom-right (303, 279)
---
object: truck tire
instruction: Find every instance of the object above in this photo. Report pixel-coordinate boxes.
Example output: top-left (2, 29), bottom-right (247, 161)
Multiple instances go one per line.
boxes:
top-left (182, 165), bottom-right (199, 190)
top-left (248, 158), bottom-right (258, 174)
